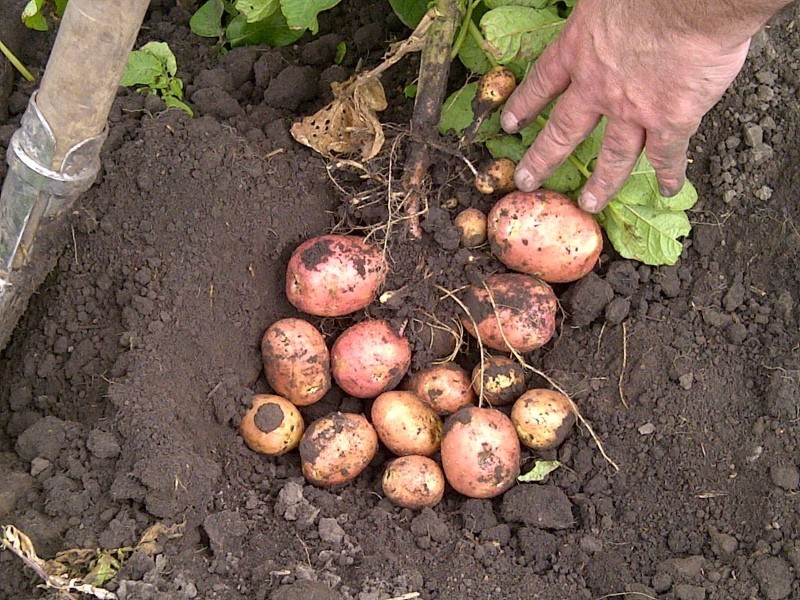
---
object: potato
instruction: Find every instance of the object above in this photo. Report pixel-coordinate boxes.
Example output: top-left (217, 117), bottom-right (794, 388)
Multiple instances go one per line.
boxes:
top-left (240, 394), bottom-right (304, 456)
top-left (261, 318), bottom-right (330, 406)
top-left (406, 362), bottom-right (476, 415)
top-left (440, 407), bottom-right (520, 499)
top-left (475, 157), bottom-right (517, 195)
top-left (511, 389), bottom-right (575, 450)
top-left (299, 412), bottom-right (378, 487)
top-left (454, 208), bottom-right (487, 248)
top-left (285, 234), bottom-right (388, 317)
top-left (471, 355), bottom-right (526, 406)
top-left (331, 319), bottom-right (411, 399)
top-left (460, 273), bottom-right (557, 353)
top-left (488, 189), bottom-right (602, 283)
top-left (474, 65), bottom-right (517, 111)
top-left (371, 391), bottom-right (442, 456)
top-left (382, 456), bottom-right (445, 509)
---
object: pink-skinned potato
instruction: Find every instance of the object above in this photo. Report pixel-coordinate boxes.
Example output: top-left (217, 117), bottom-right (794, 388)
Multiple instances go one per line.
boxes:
top-left (406, 362), bottom-right (476, 415)
top-left (285, 234), bottom-right (388, 317)
top-left (460, 273), bottom-right (557, 353)
top-left (488, 189), bottom-right (602, 283)
top-left (440, 406), bottom-right (520, 499)
top-left (331, 319), bottom-right (412, 398)
top-left (371, 391), bottom-right (442, 456)
top-left (261, 318), bottom-right (330, 406)
top-left (382, 456), bottom-right (446, 509)
top-left (299, 412), bottom-right (378, 487)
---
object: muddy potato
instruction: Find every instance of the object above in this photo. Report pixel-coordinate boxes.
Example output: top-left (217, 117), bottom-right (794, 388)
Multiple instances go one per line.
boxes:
top-left (475, 157), bottom-right (517, 195)
top-left (240, 394), bottom-right (304, 456)
top-left (461, 273), bottom-right (557, 353)
top-left (371, 391), bottom-right (442, 456)
top-left (299, 412), bottom-right (378, 487)
top-left (382, 456), bottom-right (446, 509)
top-left (406, 362), bottom-right (476, 415)
top-left (285, 234), bottom-right (388, 317)
top-left (474, 65), bottom-right (517, 111)
top-left (440, 406), bottom-right (520, 499)
top-left (261, 318), bottom-right (330, 406)
top-left (454, 208), bottom-right (488, 248)
top-left (488, 189), bottom-right (602, 283)
top-left (511, 389), bottom-right (575, 450)
top-left (331, 319), bottom-right (411, 398)
top-left (471, 355), bottom-right (526, 406)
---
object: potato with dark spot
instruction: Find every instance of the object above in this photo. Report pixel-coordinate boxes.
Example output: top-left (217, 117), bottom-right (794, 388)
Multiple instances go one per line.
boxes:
top-left (475, 158), bottom-right (517, 195)
top-left (286, 234), bottom-right (388, 317)
top-left (488, 189), bottom-right (602, 283)
top-left (371, 391), bottom-right (442, 456)
top-left (440, 406), bottom-right (520, 499)
top-left (262, 318), bottom-right (330, 406)
top-left (299, 412), bottom-right (378, 487)
top-left (240, 394), bottom-right (304, 456)
top-left (471, 356), bottom-right (526, 406)
top-left (406, 362), bottom-right (476, 415)
top-left (331, 319), bottom-right (411, 398)
top-left (460, 273), bottom-right (557, 353)
top-left (382, 456), bottom-right (445, 509)
top-left (511, 389), bottom-right (575, 450)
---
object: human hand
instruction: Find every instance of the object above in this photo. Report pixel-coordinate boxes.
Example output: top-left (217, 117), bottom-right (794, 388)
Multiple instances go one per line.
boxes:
top-left (499, 0), bottom-right (756, 213)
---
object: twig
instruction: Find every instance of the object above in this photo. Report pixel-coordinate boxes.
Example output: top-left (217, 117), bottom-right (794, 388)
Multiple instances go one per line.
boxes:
top-left (618, 322), bottom-right (629, 408)
top-left (0, 38), bottom-right (35, 82)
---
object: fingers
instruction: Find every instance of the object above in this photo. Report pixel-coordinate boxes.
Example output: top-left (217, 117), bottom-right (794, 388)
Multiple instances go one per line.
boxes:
top-left (513, 89), bottom-right (601, 192)
top-left (644, 131), bottom-right (690, 197)
top-left (501, 40), bottom-right (570, 134)
top-left (577, 120), bottom-right (646, 213)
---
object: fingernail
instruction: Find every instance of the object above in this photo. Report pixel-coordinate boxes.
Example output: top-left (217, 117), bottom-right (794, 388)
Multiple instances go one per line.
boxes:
top-left (579, 190), bottom-right (600, 213)
top-left (515, 168), bottom-right (538, 192)
top-left (501, 110), bottom-right (519, 134)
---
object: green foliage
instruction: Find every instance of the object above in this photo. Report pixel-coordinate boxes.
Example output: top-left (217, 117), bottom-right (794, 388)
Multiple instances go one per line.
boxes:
top-left (120, 42), bottom-right (193, 116)
top-left (518, 460), bottom-right (561, 482)
top-left (389, 0), bottom-right (430, 28)
top-left (190, 0), bottom-right (341, 47)
top-left (22, 0), bottom-right (67, 31)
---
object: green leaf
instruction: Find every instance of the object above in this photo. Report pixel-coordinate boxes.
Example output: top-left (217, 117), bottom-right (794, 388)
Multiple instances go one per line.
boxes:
top-left (120, 52), bottom-right (163, 88)
top-left (22, 0), bottom-right (48, 31)
top-left (486, 134), bottom-right (527, 161)
top-left (439, 83), bottom-right (478, 136)
top-left (280, 0), bottom-right (340, 35)
top-left (163, 95), bottom-right (195, 117)
top-left (518, 460), bottom-right (561, 482)
top-left (403, 83), bottom-right (418, 98)
top-left (190, 0), bottom-right (226, 37)
top-left (389, 0), bottom-right (429, 28)
top-left (457, 27), bottom-right (493, 75)
top-left (598, 155), bottom-right (698, 266)
top-left (481, 6), bottom-right (564, 64)
top-left (234, 0), bottom-right (279, 23)
top-left (139, 41), bottom-right (178, 76)
top-left (225, 12), bottom-right (304, 47)
top-left (334, 40), bottom-right (347, 64)
top-left (55, 0), bottom-right (68, 16)
top-left (485, 0), bottom-right (551, 8)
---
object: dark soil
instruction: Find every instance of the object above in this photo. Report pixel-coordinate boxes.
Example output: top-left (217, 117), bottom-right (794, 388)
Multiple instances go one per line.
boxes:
top-left (1, 2), bottom-right (798, 600)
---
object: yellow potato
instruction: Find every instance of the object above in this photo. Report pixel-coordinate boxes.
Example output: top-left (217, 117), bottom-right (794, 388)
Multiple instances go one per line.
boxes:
top-left (511, 389), bottom-right (575, 450)
top-left (406, 362), bottom-right (476, 415)
top-left (371, 391), bottom-right (442, 456)
top-left (471, 356), bottom-right (526, 406)
top-left (382, 456), bottom-right (445, 509)
top-left (239, 394), bottom-right (304, 456)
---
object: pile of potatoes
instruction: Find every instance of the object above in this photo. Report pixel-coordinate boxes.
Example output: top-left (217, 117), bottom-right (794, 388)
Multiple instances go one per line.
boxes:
top-left (240, 178), bottom-right (599, 507)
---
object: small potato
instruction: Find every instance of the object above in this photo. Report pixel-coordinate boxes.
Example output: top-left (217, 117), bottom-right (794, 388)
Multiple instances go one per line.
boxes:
top-left (240, 394), bottom-right (304, 456)
top-left (382, 456), bottom-right (446, 509)
top-left (371, 391), bottom-right (442, 456)
top-left (299, 412), bottom-right (378, 487)
top-left (471, 356), bottom-right (526, 406)
top-left (440, 407), bottom-right (520, 499)
top-left (473, 66), bottom-right (517, 111)
top-left (475, 158), bottom-right (516, 195)
top-left (454, 208), bottom-right (487, 248)
top-left (331, 319), bottom-right (411, 398)
top-left (511, 389), bottom-right (575, 450)
top-left (262, 318), bottom-right (330, 406)
top-left (285, 234), bottom-right (388, 317)
top-left (406, 362), bottom-right (476, 415)
top-left (488, 189), bottom-right (602, 283)
top-left (461, 273), bottom-right (557, 353)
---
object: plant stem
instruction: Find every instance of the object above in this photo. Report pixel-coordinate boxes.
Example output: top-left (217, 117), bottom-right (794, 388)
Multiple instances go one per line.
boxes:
top-left (451, 0), bottom-right (481, 60)
top-left (534, 115), bottom-right (593, 178)
top-left (402, 0), bottom-right (462, 238)
top-left (467, 19), bottom-right (497, 67)
top-left (0, 39), bottom-right (35, 82)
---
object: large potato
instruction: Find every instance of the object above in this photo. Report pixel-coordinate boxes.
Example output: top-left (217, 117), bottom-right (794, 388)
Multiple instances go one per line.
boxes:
top-left (382, 456), bottom-right (446, 509)
top-left (261, 318), bottom-right (330, 406)
top-left (239, 394), bottom-right (304, 456)
top-left (371, 391), bottom-right (442, 456)
top-left (406, 362), bottom-right (476, 415)
top-left (488, 189), bottom-right (602, 283)
top-left (299, 412), bottom-right (378, 487)
top-left (511, 389), bottom-right (575, 450)
top-left (460, 273), bottom-right (557, 353)
top-left (331, 319), bottom-right (411, 398)
top-left (285, 234), bottom-right (388, 317)
top-left (471, 355), bottom-right (526, 406)
top-left (440, 407), bottom-right (520, 499)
